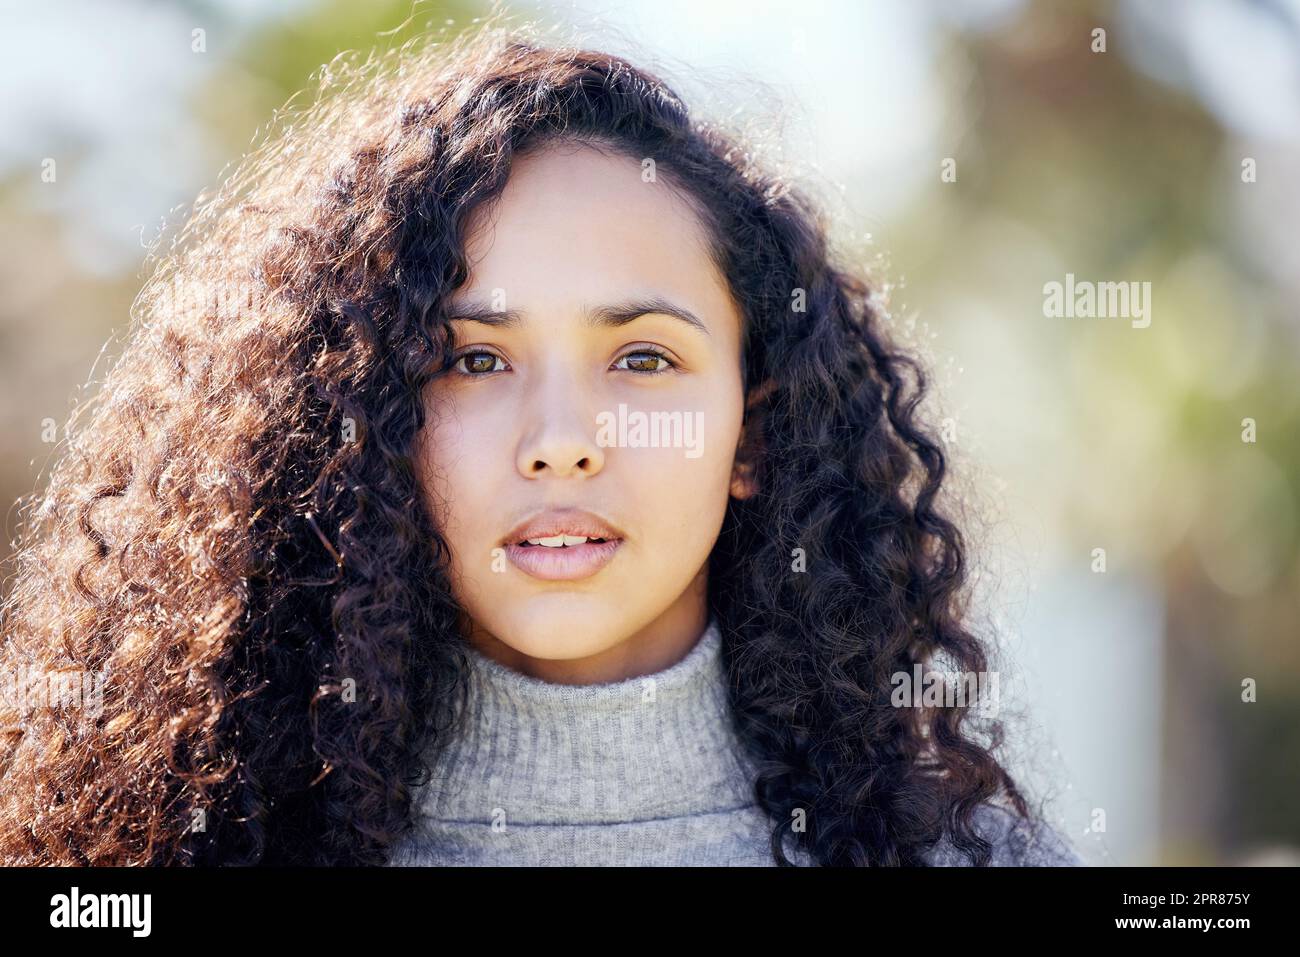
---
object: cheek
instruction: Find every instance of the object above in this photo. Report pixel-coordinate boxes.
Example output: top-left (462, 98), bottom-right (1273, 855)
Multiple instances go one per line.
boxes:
top-left (416, 403), bottom-right (491, 559)
top-left (621, 407), bottom-right (739, 551)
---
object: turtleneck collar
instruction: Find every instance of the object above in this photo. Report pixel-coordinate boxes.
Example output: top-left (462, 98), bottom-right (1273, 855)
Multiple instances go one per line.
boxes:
top-left (412, 615), bottom-right (761, 826)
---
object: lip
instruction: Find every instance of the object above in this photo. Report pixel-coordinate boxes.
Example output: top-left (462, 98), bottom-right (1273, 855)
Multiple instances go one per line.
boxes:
top-left (502, 507), bottom-right (623, 546)
top-left (501, 508), bottom-right (625, 582)
top-left (504, 538), bottom-right (623, 581)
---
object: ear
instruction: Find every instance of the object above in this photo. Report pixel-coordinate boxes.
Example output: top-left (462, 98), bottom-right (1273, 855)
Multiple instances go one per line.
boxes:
top-left (729, 456), bottom-right (758, 500)
top-left (730, 376), bottom-right (776, 501)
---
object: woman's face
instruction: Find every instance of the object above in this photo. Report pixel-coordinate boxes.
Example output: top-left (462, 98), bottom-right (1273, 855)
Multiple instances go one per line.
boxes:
top-left (414, 140), bottom-right (750, 682)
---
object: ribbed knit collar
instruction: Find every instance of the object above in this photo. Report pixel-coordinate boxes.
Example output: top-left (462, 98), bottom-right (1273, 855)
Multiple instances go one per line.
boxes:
top-left (412, 615), bottom-right (762, 826)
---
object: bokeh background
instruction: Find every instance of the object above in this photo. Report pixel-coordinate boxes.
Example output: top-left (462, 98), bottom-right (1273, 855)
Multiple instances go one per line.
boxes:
top-left (2, 0), bottom-right (1297, 865)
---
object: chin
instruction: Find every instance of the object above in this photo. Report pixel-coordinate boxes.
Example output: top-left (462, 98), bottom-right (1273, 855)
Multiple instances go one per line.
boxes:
top-left (489, 602), bottom-right (627, 661)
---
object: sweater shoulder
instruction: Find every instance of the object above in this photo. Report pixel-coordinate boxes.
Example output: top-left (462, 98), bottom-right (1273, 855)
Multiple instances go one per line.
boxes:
top-left (924, 802), bottom-right (1084, 867)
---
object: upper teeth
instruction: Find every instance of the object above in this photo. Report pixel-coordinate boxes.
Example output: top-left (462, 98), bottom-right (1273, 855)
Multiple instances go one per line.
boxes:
top-left (525, 535), bottom-right (593, 547)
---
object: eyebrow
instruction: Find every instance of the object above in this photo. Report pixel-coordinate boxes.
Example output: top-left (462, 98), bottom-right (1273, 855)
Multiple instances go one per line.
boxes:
top-left (445, 295), bottom-right (711, 337)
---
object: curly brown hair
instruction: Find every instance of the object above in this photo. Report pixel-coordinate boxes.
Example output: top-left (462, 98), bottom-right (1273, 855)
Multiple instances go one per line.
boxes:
top-left (0, 22), bottom-right (1041, 865)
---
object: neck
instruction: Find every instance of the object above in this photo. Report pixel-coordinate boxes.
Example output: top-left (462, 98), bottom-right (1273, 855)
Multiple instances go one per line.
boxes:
top-left (417, 612), bottom-right (759, 825)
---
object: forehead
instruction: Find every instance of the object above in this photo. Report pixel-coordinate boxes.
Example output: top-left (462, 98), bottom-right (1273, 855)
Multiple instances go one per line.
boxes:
top-left (455, 141), bottom-right (730, 312)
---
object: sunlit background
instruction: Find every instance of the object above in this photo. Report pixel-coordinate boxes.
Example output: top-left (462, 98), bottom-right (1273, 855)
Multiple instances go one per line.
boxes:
top-left (2, 0), bottom-right (1297, 866)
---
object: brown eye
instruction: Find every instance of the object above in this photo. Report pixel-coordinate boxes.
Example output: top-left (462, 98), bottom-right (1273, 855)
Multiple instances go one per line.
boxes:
top-left (454, 351), bottom-right (506, 375)
top-left (614, 349), bottom-right (674, 374)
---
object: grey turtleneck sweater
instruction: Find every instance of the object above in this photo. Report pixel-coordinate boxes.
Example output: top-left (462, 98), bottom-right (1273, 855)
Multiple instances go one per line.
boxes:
top-left (387, 616), bottom-right (1083, 867)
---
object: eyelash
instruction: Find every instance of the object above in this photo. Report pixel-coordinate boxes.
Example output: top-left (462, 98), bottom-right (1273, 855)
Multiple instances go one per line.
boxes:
top-left (449, 347), bottom-right (677, 377)
top-left (614, 347), bottom-right (675, 375)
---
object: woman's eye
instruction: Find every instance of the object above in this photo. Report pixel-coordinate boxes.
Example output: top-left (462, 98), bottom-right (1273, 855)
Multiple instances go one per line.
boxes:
top-left (614, 350), bottom-right (674, 374)
top-left (449, 350), bottom-right (672, 376)
top-left (453, 351), bottom-right (507, 375)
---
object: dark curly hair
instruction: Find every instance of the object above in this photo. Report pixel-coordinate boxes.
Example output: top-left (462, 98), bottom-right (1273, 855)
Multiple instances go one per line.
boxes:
top-left (0, 22), bottom-right (1042, 866)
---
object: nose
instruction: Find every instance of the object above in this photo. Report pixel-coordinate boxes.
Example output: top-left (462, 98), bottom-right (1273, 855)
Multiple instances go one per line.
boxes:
top-left (515, 372), bottom-right (606, 479)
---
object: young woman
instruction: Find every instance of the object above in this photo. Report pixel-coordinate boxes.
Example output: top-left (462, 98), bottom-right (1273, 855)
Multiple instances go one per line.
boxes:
top-left (0, 26), bottom-right (1082, 867)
